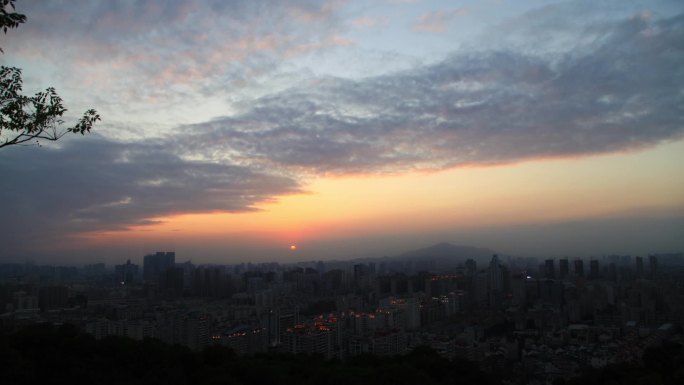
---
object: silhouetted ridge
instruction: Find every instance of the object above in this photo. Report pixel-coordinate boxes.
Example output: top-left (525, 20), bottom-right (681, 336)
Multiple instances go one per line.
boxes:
top-left (396, 242), bottom-right (497, 263)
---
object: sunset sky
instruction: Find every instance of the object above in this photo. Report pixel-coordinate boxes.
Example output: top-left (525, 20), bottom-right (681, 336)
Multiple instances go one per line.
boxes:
top-left (1, 0), bottom-right (683, 264)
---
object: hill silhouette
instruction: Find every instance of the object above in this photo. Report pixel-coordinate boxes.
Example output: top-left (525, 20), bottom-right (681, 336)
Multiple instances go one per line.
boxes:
top-left (396, 242), bottom-right (497, 264)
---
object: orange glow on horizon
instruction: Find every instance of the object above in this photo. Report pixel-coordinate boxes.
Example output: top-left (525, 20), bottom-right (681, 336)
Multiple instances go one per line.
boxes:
top-left (67, 139), bottom-right (684, 252)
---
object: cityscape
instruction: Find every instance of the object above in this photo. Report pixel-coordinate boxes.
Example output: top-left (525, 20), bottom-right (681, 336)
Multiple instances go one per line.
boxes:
top-left (2, 0), bottom-right (684, 384)
top-left (1, 245), bottom-right (683, 383)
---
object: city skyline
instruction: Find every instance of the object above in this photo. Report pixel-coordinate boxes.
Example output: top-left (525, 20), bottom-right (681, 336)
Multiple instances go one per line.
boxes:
top-left (3, 247), bottom-right (681, 384)
top-left (1, 0), bottom-right (683, 264)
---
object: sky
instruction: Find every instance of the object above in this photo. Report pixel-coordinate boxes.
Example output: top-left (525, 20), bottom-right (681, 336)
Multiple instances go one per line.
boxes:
top-left (1, 0), bottom-right (683, 265)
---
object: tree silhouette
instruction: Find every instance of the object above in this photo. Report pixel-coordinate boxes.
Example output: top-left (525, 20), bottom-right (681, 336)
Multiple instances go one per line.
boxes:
top-left (0, 0), bottom-right (99, 149)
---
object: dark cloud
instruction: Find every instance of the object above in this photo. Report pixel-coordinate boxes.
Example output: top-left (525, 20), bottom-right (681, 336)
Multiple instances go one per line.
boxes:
top-left (0, 136), bottom-right (300, 255)
top-left (180, 13), bottom-right (684, 174)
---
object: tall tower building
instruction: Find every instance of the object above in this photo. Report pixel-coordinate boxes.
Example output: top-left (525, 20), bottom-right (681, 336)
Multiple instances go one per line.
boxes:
top-left (649, 255), bottom-right (658, 279)
top-left (635, 256), bottom-right (644, 278)
top-left (544, 259), bottom-right (555, 279)
top-left (589, 260), bottom-right (599, 280)
top-left (559, 259), bottom-right (569, 280)
top-left (511, 274), bottom-right (527, 307)
top-left (574, 259), bottom-right (584, 278)
top-left (488, 255), bottom-right (502, 291)
top-left (353, 264), bottom-right (366, 282)
top-left (488, 254), bottom-right (502, 307)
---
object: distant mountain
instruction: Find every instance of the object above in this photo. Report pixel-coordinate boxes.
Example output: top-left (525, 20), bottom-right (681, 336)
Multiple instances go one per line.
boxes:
top-left (396, 242), bottom-right (497, 264)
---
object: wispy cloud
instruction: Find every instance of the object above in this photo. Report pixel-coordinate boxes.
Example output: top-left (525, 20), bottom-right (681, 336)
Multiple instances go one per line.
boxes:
top-left (350, 16), bottom-right (385, 29)
top-left (413, 8), bottom-right (468, 33)
top-left (4, 0), bottom-right (347, 122)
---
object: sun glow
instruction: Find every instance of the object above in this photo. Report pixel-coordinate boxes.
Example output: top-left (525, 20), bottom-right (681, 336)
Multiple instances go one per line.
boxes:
top-left (72, 140), bottom-right (684, 257)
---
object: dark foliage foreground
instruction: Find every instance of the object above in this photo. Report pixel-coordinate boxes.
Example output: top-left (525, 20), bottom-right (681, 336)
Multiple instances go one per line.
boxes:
top-left (0, 324), bottom-right (493, 385)
top-left (2, 324), bottom-right (682, 385)
top-left (565, 340), bottom-right (684, 385)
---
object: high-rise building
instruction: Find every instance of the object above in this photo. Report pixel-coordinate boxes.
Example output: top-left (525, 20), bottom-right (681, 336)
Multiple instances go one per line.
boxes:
top-left (143, 251), bottom-right (175, 283)
top-left (488, 255), bottom-right (503, 307)
top-left (559, 259), bottom-right (569, 280)
top-left (465, 259), bottom-right (477, 276)
top-left (649, 255), bottom-right (658, 279)
top-left (544, 259), bottom-right (555, 279)
top-left (353, 264), bottom-right (366, 281)
top-left (160, 267), bottom-right (185, 292)
top-left (574, 259), bottom-right (584, 278)
top-left (473, 271), bottom-right (489, 308)
top-left (488, 255), bottom-right (502, 291)
top-left (114, 259), bottom-right (139, 284)
top-left (589, 260), bottom-right (599, 280)
top-left (511, 274), bottom-right (527, 307)
top-left (635, 256), bottom-right (644, 277)
top-left (271, 307), bottom-right (300, 345)
top-left (608, 263), bottom-right (617, 282)
top-left (282, 324), bottom-right (335, 359)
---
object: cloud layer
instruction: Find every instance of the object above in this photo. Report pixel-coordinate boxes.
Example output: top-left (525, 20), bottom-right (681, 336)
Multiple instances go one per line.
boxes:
top-left (5, 0), bottom-right (347, 121)
top-left (0, 137), bottom-right (300, 254)
top-left (181, 13), bottom-right (684, 174)
top-left (1, 3), bottom-right (683, 258)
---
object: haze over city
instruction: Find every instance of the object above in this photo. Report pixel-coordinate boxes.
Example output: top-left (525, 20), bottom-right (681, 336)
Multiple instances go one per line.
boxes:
top-left (1, 0), bottom-right (683, 264)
